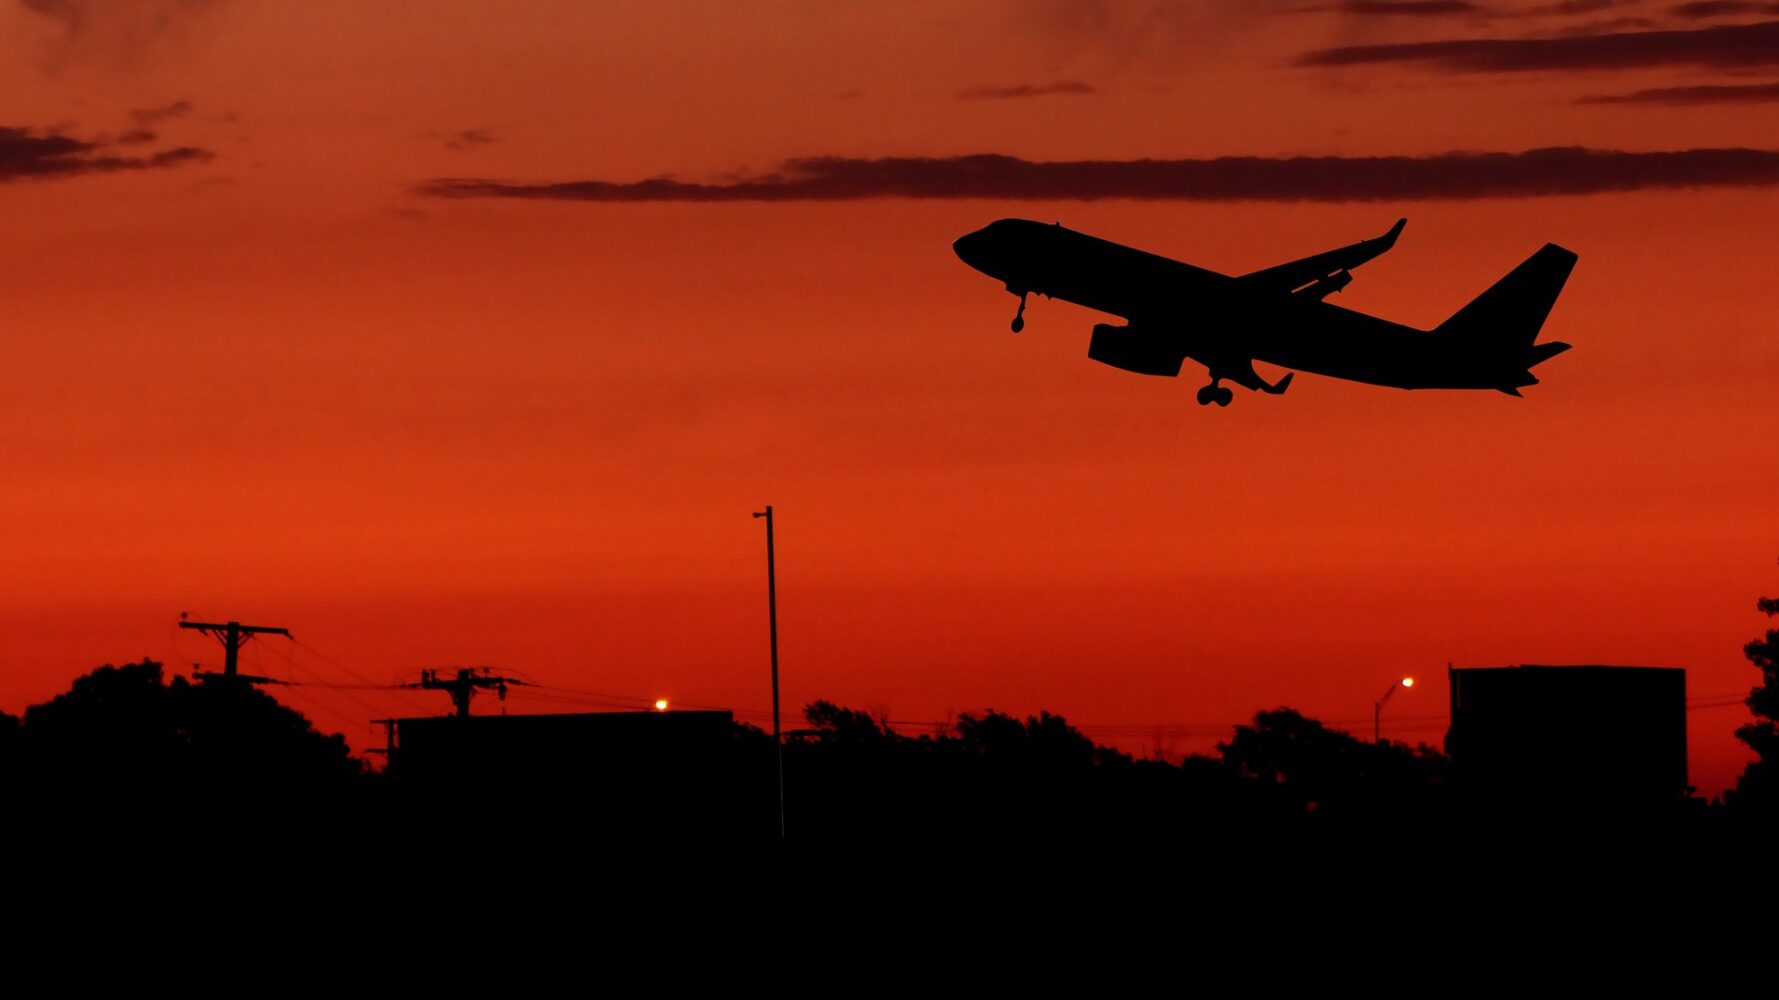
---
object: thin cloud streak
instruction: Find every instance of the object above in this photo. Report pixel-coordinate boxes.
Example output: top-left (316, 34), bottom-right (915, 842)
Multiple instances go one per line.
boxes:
top-left (1524, 0), bottom-right (1634, 14)
top-left (1338, 1), bottom-right (1483, 15)
top-left (129, 100), bottom-right (195, 127)
top-left (1297, 18), bottom-right (1779, 71)
top-left (955, 81), bottom-right (1098, 100)
top-left (416, 147), bottom-right (1779, 203)
top-left (444, 127), bottom-right (497, 150)
top-left (1578, 81), bottom-right (1779, 102)
top-left (1669, 1), bottom-right (1779, 17)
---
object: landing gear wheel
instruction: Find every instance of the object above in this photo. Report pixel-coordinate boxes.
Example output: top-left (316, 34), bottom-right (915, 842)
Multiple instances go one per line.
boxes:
top-left (1214, 387), bottom-right (1234, 407)
top-left (1011, 291), bottom-right (1028, 333)
top-left (1195, 385), bottom-right (1216, 406)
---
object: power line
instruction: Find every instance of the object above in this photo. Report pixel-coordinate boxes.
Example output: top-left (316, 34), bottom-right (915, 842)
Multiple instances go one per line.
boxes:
top-left (288, 637), bottom-right (415, 695)
top-left (285, 636), bottom-right (432, 712)
top-left (160, 635), bottom-right (1764, 750)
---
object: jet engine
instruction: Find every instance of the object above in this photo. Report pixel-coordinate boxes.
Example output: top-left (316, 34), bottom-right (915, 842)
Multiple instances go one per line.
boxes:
top-left (1087, 323), bottom-right (1185, 377)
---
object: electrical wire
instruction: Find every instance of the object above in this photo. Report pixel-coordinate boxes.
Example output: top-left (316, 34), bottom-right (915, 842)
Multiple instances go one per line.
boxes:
top-left (160, 631), bottom-right (1769, 755)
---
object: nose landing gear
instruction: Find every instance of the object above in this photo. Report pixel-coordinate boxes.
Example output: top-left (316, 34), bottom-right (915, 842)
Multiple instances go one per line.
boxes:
top-left (1011, 291), bottom-right (1027, 333)
top-left (1195, 382), bottom-right (1234, 407)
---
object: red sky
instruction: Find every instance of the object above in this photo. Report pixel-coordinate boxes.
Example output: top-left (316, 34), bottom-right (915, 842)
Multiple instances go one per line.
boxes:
top-left (3, 1), bottom-right (1776, 794)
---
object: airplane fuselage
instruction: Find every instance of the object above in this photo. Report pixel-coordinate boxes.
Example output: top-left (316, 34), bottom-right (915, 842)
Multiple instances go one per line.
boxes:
top-left (953, 219), bottom-right (1572, 395)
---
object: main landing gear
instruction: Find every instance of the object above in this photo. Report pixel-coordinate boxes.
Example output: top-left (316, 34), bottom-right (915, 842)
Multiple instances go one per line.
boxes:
top-left (1196, 381), bottom-right (1234, 407)
top-left (1010, 291), bottom-right (1027, 333)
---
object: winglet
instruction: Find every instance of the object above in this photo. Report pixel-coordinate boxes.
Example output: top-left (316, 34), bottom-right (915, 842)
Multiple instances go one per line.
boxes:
top-left (1238, 218), bottom-right (1407, 293)
top-left (1375, 218), bottom-right (1407, 251)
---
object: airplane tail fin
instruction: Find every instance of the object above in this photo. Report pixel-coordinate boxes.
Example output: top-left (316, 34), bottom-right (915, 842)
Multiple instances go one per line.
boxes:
top-left (1435, 243), bottom-right (1578, 346)
top-left (1436, 243), bottom-right (1577, 396)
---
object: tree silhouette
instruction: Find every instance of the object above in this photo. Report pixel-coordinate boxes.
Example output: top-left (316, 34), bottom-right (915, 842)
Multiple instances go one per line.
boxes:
top-left (1731, 581), bottom-right (1779, 814)
top-left (1217, 708), bottom-right (1447, 820)
top-left (776, 701), bottom-right (1458, 840)
top-left (0, 709), bottom-right (20, 788)
top-left (18, 659), bottom-right (367, 820)
top-left (804, 700), bottom-right (896, 748)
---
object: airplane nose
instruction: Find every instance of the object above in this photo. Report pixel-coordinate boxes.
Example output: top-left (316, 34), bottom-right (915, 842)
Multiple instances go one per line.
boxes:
top-left (953, 229), bottom-right (988, 270)
top-left (952, 233), bottom-right (975, 265)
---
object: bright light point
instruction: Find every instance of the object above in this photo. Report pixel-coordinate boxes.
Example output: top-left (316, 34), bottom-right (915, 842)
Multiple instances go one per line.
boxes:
top-left (654, 698), bottom-right (669, 711)
top-left (1401, 677), bottom-right (1415, 688)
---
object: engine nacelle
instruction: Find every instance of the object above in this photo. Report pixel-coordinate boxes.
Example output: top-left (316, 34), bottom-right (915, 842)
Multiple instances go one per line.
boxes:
top-left (1087, 323), bottom-right (1185, 377)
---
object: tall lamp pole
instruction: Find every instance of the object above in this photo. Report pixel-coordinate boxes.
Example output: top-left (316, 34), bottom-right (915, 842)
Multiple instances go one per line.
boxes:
top-left (1374, 675), bottom-right (1415, 743)
top-left (753, 505), bottom-right (785, 840)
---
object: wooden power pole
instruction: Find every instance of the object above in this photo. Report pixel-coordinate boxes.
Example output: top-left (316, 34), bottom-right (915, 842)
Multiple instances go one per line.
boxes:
top-left (408, 667), bottom-right (521, 718)
top-left (753, 505), bottom-right (785, 840)
top-left (179, 617), bottom-right (291, 686)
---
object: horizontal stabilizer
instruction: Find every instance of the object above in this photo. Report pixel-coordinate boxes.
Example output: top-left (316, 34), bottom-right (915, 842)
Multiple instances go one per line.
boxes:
top-left (1492, 339), bottom-right (1574, 395)
top-left (1526, 340), bottom-right (1571, 366)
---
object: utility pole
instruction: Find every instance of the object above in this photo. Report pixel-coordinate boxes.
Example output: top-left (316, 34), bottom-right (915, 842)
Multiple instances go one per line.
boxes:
top-left (407, 667), bottom-right (521, 718)
top-left (178, 617), bottom-right (291, 686)
top-left (753, 504), bottom-right (785, 840)
top-left (368, 719), bottom-right (398, 770)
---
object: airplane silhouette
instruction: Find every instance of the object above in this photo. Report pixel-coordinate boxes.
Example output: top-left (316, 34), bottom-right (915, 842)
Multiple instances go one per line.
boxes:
top-left (953, 218), bottom-right (1576, 406)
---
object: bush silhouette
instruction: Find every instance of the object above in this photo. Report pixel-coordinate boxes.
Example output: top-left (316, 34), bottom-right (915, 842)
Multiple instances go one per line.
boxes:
top-left (17, 659), bottom-right (366, 820)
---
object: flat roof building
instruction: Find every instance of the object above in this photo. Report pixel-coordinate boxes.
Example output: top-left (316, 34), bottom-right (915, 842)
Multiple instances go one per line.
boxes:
top-left (1445, 665), bottom-right (1687, 809)
top-left (387, 710), bottom-right (748, 834)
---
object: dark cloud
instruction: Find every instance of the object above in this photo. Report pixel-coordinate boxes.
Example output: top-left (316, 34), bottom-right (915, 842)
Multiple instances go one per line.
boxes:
top-left (1670, 1), bottom-right (1779, 17)
top-left (1320, 0), bottom-right (1636, 17)
top-left (955, 81), bottom-right (1098, 100)
top-left (414, 147), bottom-right (1779, 203)
top-left (20, 1), bottom-right (227, 68)
top-left (0, 124), bottom-right (212, 182)
top-left (444, 127), bottom-right (497, 151)
top-left (1297, 18), bottom-right (1779, 71)
top-left (1549, 16), bottom-right (1659, 35)
top-left (129, 100), bottom-right (194, 127)
top-left (1522, 0), bottom-right (1632, 15)
top-left (1578, 80), bottom-right (1779, 101)
top-left (1339, 1), bottom-right (1483, 14)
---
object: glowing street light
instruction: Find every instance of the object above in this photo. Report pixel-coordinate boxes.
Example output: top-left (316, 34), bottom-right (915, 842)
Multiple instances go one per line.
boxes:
top-left (1374, 676), bottom-right (1415, 743)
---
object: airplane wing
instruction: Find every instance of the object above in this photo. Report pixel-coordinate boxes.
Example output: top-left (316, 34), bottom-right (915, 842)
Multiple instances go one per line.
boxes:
top-left (1234, 218), bottom-right (1406, 300)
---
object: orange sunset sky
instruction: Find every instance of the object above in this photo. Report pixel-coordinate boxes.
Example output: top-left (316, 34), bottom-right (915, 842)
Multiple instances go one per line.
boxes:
top-left (3, 1), bottom-right (1777, 794)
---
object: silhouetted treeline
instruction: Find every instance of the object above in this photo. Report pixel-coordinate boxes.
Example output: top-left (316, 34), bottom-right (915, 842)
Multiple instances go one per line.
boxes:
top-left (773, 701), bottom-right (1447, 842)
top-left (3, 657), bottom-right (1766, 853)
top-left (1727, 588), bottom-right (1779, 818)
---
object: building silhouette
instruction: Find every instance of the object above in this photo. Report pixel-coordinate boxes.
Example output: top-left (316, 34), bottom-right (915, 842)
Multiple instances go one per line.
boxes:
top-left (386, 710), bottom-right (746, 835)
top-left (1445, 665), bottom-right (1687, 810)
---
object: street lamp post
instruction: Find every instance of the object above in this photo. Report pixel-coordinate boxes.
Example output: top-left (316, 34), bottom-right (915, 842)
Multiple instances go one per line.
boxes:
top-left (753, 505), bottom-right (784, 840)
top-left (1374, 676), bottom-right (1415, 743)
